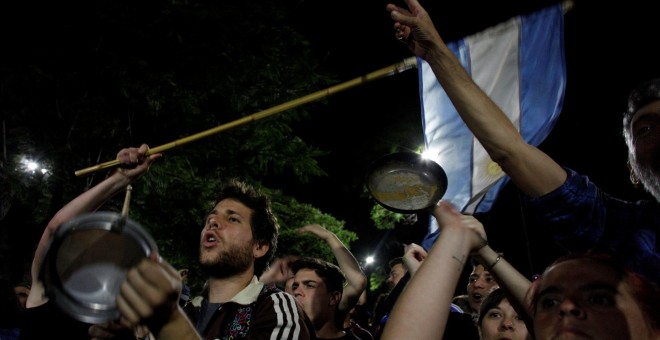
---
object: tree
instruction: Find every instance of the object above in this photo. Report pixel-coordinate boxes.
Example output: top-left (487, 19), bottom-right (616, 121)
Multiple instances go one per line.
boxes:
top-left (0, 0), bottom-right (358, 293)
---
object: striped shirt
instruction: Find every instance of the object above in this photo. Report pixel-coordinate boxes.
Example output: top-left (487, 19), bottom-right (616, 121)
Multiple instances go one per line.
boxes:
top-left (197, 276), bottom-right (315, 340)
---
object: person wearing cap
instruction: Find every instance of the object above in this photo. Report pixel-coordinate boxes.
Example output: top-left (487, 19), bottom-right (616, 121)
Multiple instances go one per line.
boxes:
top-left (387, 0), bottom-right (660, 284)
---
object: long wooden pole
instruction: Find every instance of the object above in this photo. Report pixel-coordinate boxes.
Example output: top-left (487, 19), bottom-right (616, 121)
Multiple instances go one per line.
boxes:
top-left (75, 57), bottom-right (418, 177)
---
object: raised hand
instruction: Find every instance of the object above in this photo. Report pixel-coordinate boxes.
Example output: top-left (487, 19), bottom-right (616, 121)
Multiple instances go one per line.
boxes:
top-left (115, 258), bottom-right (183, 335)
top-left (115, 144), bottom-right (162, 180)
top-left (429, 201), bottom-right (488, 254)
top-left (386, 0), bottom-right (444, 60)
top-left (402, 243), bottom-right (428, 276)
top-left (260, 255), bottom-right (300, 289)
top-left (296, 224), bottom-right (334, 242)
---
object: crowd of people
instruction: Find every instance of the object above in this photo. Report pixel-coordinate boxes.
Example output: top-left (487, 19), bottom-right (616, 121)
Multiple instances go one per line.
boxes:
top-left (1, 0), bottom-right (659, 338)
top-left (380, 1), bottom-right (660, 340)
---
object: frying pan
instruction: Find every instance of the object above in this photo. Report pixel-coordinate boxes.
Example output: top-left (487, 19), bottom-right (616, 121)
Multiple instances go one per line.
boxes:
top-left (40, 211), bottom-right (158, 324)
top-left (366, 151), bottom-right (448, 213)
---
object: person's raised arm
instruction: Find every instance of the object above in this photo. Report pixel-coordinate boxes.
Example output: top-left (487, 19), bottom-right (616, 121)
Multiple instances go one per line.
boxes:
top-left (27, 144), bottom-right (161, 309)
top-left (297, 224), bottom-right (368, 313)
top-left (381, 201), bottom-right (487, 339)
top-left (386, 0), bottom-right (566, 197)
top-left (472, 245), bottom-right (533, 330)
top-left (259, 255), bottom-right (300, 289)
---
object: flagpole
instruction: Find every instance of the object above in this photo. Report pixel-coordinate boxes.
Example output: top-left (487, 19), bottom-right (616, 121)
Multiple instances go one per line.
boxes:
top-left (75, 57), bottom-right (418, 177)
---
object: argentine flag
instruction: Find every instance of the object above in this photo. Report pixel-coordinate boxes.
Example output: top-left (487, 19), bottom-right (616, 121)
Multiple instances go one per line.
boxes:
top-left (420, 3), bottom-right (566, 248)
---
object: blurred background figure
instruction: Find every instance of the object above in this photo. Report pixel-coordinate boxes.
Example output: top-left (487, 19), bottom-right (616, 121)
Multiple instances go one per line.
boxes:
top-left (384, 257), bottom-right (407, 290)
top-left (343, 291), bottom-right (374, 340)
top-left (13, 282), bottom-right (30, 312)
top-left (178, 267), bottom-right (200, 322)
top-left (178, 268), bottom-right (191, 308)
top-left (370, 256), bottom-right (408, 335)
top-left (451, 294), bottom-right (470, 314)
top-left (1, 278), bottom-right (22, 339)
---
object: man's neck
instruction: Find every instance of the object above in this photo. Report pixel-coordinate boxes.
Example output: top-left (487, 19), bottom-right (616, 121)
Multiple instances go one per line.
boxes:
top-left (315, 319), bottom-right (345, 339)
top-left (207, 269), bottom-right (255, 303)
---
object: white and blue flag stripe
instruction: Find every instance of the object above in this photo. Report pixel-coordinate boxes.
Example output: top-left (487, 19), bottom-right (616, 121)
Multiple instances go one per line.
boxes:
top-left (420, 3), bottom-right (566, 247)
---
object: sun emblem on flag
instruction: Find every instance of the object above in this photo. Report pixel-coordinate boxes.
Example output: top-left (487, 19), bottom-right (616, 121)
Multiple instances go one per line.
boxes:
top-left (487, 161), bottom-right (502, 176)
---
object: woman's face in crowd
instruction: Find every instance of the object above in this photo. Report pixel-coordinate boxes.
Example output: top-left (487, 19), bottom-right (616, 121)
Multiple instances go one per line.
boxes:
top-left (479, 298), bottom-right (529, 340)
top-left (532, 258), bottom-right (653, 340)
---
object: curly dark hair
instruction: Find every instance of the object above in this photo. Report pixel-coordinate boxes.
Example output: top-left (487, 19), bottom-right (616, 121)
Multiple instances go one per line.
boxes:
top-left (214, 178), bottom-right (279, 277)
top-left (388, 257), bottom-right (404, 269)
top-left (291, 257), bottom-right (346, 294)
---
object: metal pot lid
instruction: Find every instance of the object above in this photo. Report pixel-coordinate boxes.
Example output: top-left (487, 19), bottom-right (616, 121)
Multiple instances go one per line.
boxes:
top-left (40, 211), bottom-right (158, 324)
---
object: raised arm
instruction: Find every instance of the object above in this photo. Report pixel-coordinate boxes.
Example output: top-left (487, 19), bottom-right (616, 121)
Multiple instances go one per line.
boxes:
top-left (27, 144), bottom-right (161, 309)
top-left (381, 201), bottom-right (487, 339)
top-left (297, 224), bottom-right (368, 313)
top-left (259, 255), bottom-right (300, 291)
top-left (386, 0), bottom-right (566, 198)
top-left (472, 245), bottom-right (533, 329)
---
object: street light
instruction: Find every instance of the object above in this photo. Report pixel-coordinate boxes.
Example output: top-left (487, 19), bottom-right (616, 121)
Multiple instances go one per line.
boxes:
top-left (19, 156), bottom-right (50, 176)
top-left (365, 256), bottom-right (375, 266)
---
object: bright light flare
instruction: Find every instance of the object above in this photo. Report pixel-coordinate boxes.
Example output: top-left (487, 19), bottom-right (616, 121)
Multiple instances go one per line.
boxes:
top-left (25, 160), bottom-right (38, 171)
top-left (420, 149), bottom-right (435, 160)
top-left (19, 157), bottom-right (50, 175)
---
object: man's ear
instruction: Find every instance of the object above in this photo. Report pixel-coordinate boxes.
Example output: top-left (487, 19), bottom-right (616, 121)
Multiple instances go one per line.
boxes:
top-left (627, 161), bottom-right (640, 186)
top-left (330, 291), bottom-right (342, 306)
top-left (253, 242), bottom-right (269, 259)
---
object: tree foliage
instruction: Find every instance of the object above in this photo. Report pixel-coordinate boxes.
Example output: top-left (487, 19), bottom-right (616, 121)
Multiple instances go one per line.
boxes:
top-left (0, 0), bottom-right (360, 293)
top-left (369, 204), bottom-right (407, 230)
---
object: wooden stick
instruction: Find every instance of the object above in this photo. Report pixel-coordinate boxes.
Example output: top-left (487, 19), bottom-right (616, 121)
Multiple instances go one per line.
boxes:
top-left (109, 184), bottom-right (132, 233)
top-left (121, 185), bottom-right (132, 217)
top-left (75, 57), bottom-right (418, 176)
